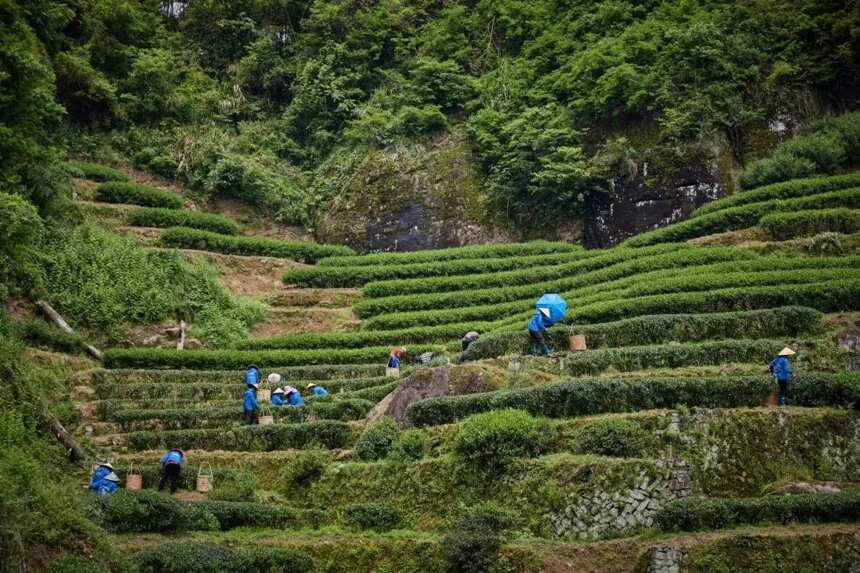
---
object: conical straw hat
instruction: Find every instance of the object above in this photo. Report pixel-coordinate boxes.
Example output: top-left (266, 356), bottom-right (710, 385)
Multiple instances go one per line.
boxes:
top-left (778, 347), bottom-right (796, 356)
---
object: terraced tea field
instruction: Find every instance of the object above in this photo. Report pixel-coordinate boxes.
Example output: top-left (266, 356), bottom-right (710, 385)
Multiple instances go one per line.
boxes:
top-left (66, 166), bottom-right (860, 572)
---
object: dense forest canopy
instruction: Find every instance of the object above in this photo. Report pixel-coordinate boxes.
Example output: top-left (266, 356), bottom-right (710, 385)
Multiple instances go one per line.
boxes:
top-left (2, 0), bottom-right (857, 232)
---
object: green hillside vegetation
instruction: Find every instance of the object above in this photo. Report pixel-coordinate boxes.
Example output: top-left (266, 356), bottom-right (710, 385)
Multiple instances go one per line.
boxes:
top-left (2, 0), bottom-right (860, 571)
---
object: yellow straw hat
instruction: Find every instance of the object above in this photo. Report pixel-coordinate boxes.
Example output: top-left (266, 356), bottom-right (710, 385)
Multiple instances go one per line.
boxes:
top-left (778, 347), bottom-right (796, 356)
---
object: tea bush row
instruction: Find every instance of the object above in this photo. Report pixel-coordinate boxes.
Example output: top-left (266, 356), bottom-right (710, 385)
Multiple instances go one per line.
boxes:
top-left (407, 372), bottom-right (860, 426)
top-left (355, 251), bottom-right (851, 318)
top-left (361, 243), bottom-right (687, 297)
top-left (364, 277), bottom-right (859, 331)
top-left (109, 399), bottom-right (375, 430)
top-left (65, 160), bottom-right (129, 182)
top-left (95, 182), bottom-right (184, 209)
top-left (656, 493), bottom-right (860, 532)
top-left (693, 173), bottom-right (860, 217)
top-left (759, 209), bottom-right (860, 240)
top-left (284, 249), bottom-right (596, 288)
top-left (103, 345), bottom-right (441, 369)
top-left (133, 542), bottom-right (315, 573)
top-left (91, 490), bottom-right (325, 533)
top-left (316, 240), bottom-right (580, 267)
top-left (91, 364), bottom-right (386, 385)
top-left (126, 207), bottom-right (240, 235)
top-left (235, 320), bottom-right (504, 350)
top-left (463, 307), bottom-right (822, 359)
top-left (159, 227), bottom-right (354, 263)
top-left (113, 465), bottom-right (256, 494)
top-left (125, 419), bottom-right (354, 451)
top-left (342, 502), bottom-right (404, 532)
top-left (624, 187), bottom-right (860, 246)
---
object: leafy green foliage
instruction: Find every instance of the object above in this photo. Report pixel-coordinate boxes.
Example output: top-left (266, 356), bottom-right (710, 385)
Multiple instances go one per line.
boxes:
top-left (464, 307), bottom-right (822, 360)
top-left (354, 418), bottom-right (400, 462)
top-left (342, 502), bottom-right (403, 532)
top-left (13, 317), bottom-right (89, 354)
top-left (0, 192), bottom-right (44, 296)
top-left (453, 410), bottom-right (554, 475)
top-left (41, 225), bottom-right (241, 340)
top-left (63, 162), bottom-right (128, 182)
top-left (94, 182), bottom-right (184, 209)
top-left (441, 503), bottom-right (518, 573)
top-left (408, 372), bottom-right (860, 427)
top-left (389, 429), bottom-right (430, 463)
top-left (656, 493), bottom-right (860, 532)
top-left (574, 418), bottom-right (647, 458)
top-left (126, 207), bottom-right (240, 235)
top-left (281, 450), bottom-right (331, 490)
top-left (759, 209), bottom-right (860, 241)
top-left (740, 113), bottom-right (860, 189)
top-left (160, 226), bottom-right (354, 263)
top-left (134, 542), bottom-right (315, 573)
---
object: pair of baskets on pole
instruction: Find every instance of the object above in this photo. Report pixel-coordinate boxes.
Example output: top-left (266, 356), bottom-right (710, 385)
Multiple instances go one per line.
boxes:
top-left (124, 462), bottom-right (214, 493)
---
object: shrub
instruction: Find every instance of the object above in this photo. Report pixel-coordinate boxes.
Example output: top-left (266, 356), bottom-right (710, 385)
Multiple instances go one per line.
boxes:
top-left (64, 161), bottom-right (129, 182)
top-left (14, 318), bottom-right (89, 354)
top-left (759, 209), bottom-right (860, 240)
top-left (91, 364), bottom-right (386, 385)
top-left (694, 173), bottom-right (860, 217)
top-left (624, 187), bottom-right (860, 246)
top-left (389, 428), bottom-right (430, 462)
top-left (126, 207), bottom-right (240, 234)
top-left (284, 249), bottom-right (592, 288)
top-left (441, 503), bottom-right (518, 573)
top-left (656, 493), bottom-right (860, 532)
top-left (94, 181), bottom-right (184, 208)
top-left (317, 241), bottom-right (579, 268)
top-left (45, 557), bottom-right (107, 573)
top-left (134, 543), bottom-right (315, 573)
top-left (452, 410), bottom-right (554, 475)
top-left (354, 418), bottom-right (400, 462)
top-left (90, 490), bottom-right (201, 533)
top-left (195, 501), bottom-right (325, 530)
top-left (281, 450), bottom-right (331, 490)
top-left (342, 502), bottom-right (403, 531)
top-left (125, 420), bottom-right (353, 452)
top-left (160, 226), bottom-right (353, 263)
top-left (409, 372), bottom-right (860, 427)
top-left (575, 418), bottom-right (647, 457)
top-left (206, 472), bottom-right (259, 502)
top-left (103, 345), bottom-right (440, 369)
top-left (463, 307), bottom-right (823, 360)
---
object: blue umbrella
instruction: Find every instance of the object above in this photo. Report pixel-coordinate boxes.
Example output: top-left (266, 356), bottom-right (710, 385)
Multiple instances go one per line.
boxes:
top-left (536, 293), bottom-right (567, 323)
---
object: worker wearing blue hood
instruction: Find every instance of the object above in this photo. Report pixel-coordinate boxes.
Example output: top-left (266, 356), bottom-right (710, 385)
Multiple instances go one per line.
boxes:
top-left (528, 307), bottom-right (553, 356)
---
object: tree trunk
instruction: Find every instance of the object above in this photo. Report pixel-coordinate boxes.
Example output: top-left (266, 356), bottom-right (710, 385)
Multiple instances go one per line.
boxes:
top-left (177, 320), bottom-right (186, 350)
top-left (35, 300), bottom-right (104, 361)
top-left (39, 403), bottom-right (88, 464)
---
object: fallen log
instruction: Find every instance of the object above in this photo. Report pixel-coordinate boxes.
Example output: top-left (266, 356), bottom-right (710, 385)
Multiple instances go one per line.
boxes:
top-left (39, 402), bottom-right (88, 464)
top-left (35, 300), bottom-right (104, 361)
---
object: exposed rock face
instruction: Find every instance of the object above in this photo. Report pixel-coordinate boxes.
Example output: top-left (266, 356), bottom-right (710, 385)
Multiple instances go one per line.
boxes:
top-left (365, 363), bottom-right (504, 426)
top-left (585, 154), bottom-right (725, 247)
top-left (316, 132), bottom-right (516, 252)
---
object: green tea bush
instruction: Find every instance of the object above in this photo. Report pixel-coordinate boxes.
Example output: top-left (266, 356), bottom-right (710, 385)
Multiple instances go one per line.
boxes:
top-left (342, 502), bottom-right (403, 531)
top-left (354, 417), bottom-right (400, 461)
top-left (624, 187), bottom-right (860, 246)
top-left (389, 428), bottom-right (430, 462)
top-left (362, 243), bottom-right (686, 297)
top-left (284, 249), bottom-right (593, 288)
top-left (281, 450), bottom-right (330, 490)
top-left (91, 364), bottom-right (386, 385)
top-left (45, 557), bottom-right (107, 573)
top-left (341, 381), bottom-right (398, 403)
top-left (134, 542), bottom-right (315, 573)
top-left (316, 241), bottom-right (579, 267)
top-left (103, 345), bottom-right (439, 369)
top-left (159, 226), bottom-right (353, 263)
top-left (739, 112), bottom-right (860, 189)
top-left (90, 490), bottom-right (205, 533)
top-left (463, 307), bottom-right (822, 359)
top-left (694, 173), bottom-right (860, 217)
top-left (453, 410), bottom-right (554, 474)
top-left (126, 207), bottom-right (240, 234)
top-left (95, 382), bottom-right (238, 401)
top-left (759, 209), bottom-right (860, 240)
top-left (574, 418), bottom-right (647, 457)
top-left (656, 493), bottom-right (860, 532)
top-left (64, 161), bottom-right (129, 182)
top-left (94, 182), bottom-right (183, 208)
top-left (441, 503), bottom-right (518, 573)
top-left (195, 500), bottom-right (325, 530)
top-left (125, 420), bottom-right (352, 452)
top-left (408, 372), bottom-right (860, 427)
